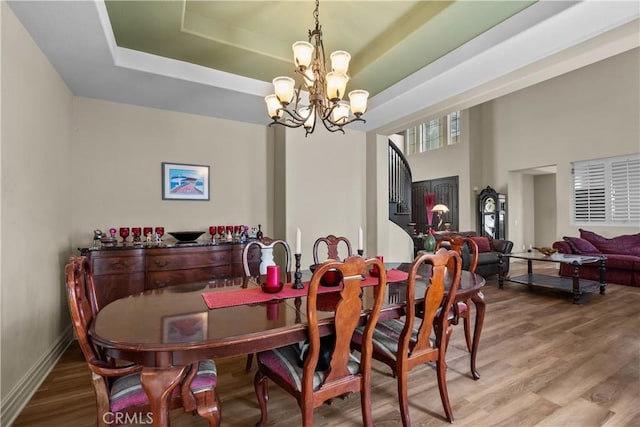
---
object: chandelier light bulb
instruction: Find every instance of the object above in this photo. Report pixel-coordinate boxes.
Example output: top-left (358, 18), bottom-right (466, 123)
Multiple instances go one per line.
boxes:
top-left (349, 90), bottom-right (369, 115)
top-left (299, 106), bottom-right (316, 129)
top-left (292, 41), bottom-right (314, 69)
top-left (332, 101), bottom-right (350, 124)
top-left (330, 51), bottom-right (351, 74)
top-left (326, 72), bottom-right (349, 101)
top-left (265, 95), bottom-right (283, 119)
top-left (273, 76), bottom-right (295, 105)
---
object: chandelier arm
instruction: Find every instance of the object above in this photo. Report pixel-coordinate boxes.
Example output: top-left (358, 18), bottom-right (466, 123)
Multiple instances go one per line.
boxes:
top-left (269, 120), bottom-right (304, 129)
top-left (279, 107), bottom-right (306, 124)
top-left (319, 118), bottom-right (346, 134)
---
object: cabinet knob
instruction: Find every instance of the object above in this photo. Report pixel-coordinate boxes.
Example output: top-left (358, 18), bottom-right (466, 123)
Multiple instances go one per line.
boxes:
top-left (154, 259), bottom-right (171, 268)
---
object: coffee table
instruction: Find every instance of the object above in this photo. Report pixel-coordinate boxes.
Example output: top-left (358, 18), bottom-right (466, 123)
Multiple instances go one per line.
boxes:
top-left (498, 252), bottom-right (606, 303)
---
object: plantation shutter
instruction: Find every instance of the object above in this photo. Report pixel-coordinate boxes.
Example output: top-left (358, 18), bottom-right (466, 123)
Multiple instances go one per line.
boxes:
top-left (610, 156), bottom-right (640, 224)
top-left (572, 154), bottom-right (640, 225)
top-left (573, 161), bottom-right (606, 223)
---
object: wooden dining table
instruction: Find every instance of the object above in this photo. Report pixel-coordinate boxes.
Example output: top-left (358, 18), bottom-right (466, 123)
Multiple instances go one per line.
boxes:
top-left (90, 266), bottom-right (485, 427)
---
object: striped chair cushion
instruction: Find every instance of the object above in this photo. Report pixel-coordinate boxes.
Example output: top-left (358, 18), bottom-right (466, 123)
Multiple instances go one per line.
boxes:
top-left (353, 317), bottom-right (422, 361)
top-left (257, 343), bottom-right (360, 392)
top-left (110, 360), bottom-right (217, 412)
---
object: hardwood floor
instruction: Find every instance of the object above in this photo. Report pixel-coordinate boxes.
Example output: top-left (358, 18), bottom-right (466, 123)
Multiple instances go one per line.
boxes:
top-left (13, 262), bottom-right (640, 426)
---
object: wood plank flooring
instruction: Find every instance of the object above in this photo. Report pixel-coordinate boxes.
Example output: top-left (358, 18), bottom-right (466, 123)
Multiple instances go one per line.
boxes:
top-left (12, 262), bottom-right (640, 426)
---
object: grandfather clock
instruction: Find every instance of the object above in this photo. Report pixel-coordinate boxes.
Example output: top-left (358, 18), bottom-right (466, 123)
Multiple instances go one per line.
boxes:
top-left (478, 186), bottom-right (506, 239)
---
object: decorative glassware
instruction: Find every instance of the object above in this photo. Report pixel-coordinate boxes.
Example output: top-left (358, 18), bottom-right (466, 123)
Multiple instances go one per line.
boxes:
top-left (209, 226), bottom-right (217, 242)
top-left (155, 227), bottom-right (165, 242)
top-left (132, 227), bottom-right (142, 243)
top-left (217, 226), bottom-right (225, 240)
top-left (424, 227), bottom-right (436, 252)
top-left (143, 227), bottom-right (153, 241)
top-left (119, 227), bottom-right (130, 244)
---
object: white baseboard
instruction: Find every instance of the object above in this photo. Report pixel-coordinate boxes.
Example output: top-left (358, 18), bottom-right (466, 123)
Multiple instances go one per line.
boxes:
top-left (1, 326), bottom-right (74, 426)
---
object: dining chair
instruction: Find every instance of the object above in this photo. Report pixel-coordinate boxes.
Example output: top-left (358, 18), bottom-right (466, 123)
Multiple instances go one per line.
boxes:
top-left (351, 248), bottom-right (462, 425)
top-left (312, 234), bottom-right (353, 263)
top-left (435, 235), bottom-right (479, 352)
top-left (242, 238), bottom-right (293, 371)
top-left (242, 237), bottom-right (292, 283)
top-left (253, 255), bottom-right (387, 427)
top-left (65, 256), bottom-right (221, 427)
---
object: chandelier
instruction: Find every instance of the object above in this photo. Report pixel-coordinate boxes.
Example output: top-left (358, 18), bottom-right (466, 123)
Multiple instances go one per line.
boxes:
top-left (265, 0), bottom-right (369, 137)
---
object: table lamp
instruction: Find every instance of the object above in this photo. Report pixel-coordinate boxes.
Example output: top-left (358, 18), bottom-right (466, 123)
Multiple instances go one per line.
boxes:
top-left (432, 204), bottom-right (450, 231)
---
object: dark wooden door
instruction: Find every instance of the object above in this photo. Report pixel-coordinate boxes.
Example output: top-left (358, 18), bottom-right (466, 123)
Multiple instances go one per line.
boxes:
top-left (412, 176), bottom-right (459, 234)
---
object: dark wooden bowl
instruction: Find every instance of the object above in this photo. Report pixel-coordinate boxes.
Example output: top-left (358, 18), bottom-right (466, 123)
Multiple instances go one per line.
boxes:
top-left (168, 231), bottom-right (205, 242)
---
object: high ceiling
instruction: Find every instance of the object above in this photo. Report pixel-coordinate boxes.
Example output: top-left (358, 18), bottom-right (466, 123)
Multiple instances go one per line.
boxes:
top-left (104, 0), bottom-right (534, 97)
top-left (7, 1), bottom-right (639, 135)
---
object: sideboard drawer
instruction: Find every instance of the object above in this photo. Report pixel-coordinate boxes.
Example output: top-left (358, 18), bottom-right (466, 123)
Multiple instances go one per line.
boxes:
top-left (92, 256), bottom-right (144, 276)
top-left (146, 250), bottom-right (231, 271)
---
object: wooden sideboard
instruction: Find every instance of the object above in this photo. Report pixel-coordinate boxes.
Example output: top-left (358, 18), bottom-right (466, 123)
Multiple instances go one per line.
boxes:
top-left (80, 242), bottom-right (260, 310)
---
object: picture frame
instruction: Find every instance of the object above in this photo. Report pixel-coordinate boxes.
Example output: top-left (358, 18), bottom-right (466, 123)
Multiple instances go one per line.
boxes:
top-left (162, 162), bottom-right (210, 201)
top-left (162, 312), bottom-right (208, 343)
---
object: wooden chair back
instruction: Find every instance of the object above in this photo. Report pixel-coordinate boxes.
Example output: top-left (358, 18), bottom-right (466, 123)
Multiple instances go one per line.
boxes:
top-left (242, 238), bottom-right (292, 283)
top-left (304, 255), bottom-right (386, 423)
top-left (404, 248), bottom-right (461, 360)
top-left (312, 234), bottom-right (353, 263)
top-left (436, 235), bottom-right (478, 273)
top-left (66, 256), bottom-right (109, 368)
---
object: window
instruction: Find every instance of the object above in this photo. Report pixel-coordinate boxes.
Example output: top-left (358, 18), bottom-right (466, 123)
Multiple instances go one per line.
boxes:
top-left (405, 111), bottom-right (460, 155)
top-left (572, 154), bottom-right (640, 226)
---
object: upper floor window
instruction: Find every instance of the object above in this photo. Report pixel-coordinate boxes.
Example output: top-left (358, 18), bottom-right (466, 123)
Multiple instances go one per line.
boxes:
top-left (405, 111), bottom-right (460, 155)
top-left (572, 154), bottom-right (640, 226)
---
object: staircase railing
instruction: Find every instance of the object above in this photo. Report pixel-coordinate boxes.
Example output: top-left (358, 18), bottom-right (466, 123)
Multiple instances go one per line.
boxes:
top-left (388, 141), bottom-right (412, 233)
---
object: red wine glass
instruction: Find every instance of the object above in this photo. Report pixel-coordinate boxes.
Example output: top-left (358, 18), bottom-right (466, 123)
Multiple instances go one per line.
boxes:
top-left (132, 227), bottom-right (142, 242)
top-left (217, 225), bottom-right (225, 240)
top-left (119, 227), bottom-right (130, 244)
top-left (209, 226), bottom-right (217, 242)
top-left (143, 227), bottom-right (153, 240)
top-left (155, 227), bottom-right (164, 241)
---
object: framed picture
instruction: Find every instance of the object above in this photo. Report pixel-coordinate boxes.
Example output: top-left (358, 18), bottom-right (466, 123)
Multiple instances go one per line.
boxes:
top-left (162, 312), bottom-right (208, 343)
top-left (162, 162), bottom-right (210, 201)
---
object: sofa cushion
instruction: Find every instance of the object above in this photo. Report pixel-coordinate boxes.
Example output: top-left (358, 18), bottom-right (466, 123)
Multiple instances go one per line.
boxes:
top-left (470, 236), bottom-right (491, 253)
top-left (563, 237), bottom-right (601, 255)
top-left (580, 229), bottom-right (640, 256)
top-left (601, 254), bottom-right (637, 270)
top-left (477, 251), bottom-right (500, 266)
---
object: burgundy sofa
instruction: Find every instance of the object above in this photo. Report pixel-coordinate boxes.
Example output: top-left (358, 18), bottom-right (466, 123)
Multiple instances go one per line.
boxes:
top-left (552, 229), bottom-right (640, 287)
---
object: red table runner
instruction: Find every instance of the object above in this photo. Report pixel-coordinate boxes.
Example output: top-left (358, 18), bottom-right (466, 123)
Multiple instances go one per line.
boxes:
top-left (202, 269), bottom-right (409, 310)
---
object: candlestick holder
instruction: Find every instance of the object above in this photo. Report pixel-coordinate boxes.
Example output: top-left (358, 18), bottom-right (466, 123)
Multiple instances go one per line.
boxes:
top-left (357, 249), bottom-right (363, 256)
top-left (292, 253), bottom-right (304, 289)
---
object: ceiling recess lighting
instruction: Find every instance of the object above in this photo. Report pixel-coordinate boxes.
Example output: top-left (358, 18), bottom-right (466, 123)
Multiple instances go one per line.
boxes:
top-left (265, 0), bottom-right (369, 137)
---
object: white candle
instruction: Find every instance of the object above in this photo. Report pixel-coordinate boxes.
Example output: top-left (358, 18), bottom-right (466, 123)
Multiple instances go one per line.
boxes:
top-left (358, 227), bottom-right (363, 251)
top-left (296, 228), bottom-right (301, 254)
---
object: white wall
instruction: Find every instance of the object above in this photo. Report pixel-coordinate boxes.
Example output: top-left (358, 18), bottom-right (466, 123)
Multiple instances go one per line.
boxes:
top-left (282, 125), bottom-right (368, 268)
top-left (70, 97), bottom-right (273, 249)
top-left (481, 48), bottom-right (640, 249)
top-left (1, 3), bottom-right (73, 421)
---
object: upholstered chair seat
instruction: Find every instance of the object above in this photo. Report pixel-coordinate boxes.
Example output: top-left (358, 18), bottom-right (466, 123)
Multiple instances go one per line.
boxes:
top-left (109, 360), bottom-right (217, 413)
top-left (256, 345), bottom-right (360, 392)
